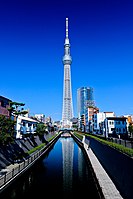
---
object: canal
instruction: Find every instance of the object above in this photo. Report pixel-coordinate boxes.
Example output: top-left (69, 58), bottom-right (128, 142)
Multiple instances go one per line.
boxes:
top-left (0, 135), bottom-right (103, 199)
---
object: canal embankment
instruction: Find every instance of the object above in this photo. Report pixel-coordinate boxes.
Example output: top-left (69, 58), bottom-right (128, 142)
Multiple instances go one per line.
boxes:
top-left (71, 132), bottom-right (124, 199)
top-left (0, 132), bottom-right (58, 170)
top-left (1, 130), bottom-right (131, 199)
top-left (0, 132), bottom-right (61, 193)
top-left (87, 136), bottom-right (133, 199)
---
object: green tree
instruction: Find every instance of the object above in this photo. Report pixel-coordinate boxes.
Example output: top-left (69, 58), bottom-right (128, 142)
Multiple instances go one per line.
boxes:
top-left (128, 124), bottom-right (133, 138)
top-left (0, 115), bottom-right (16, 144)
top-left (8, 101), bottom-right (28, 120)
top-left (72, 124), bottom-right (78, 130)
top-left (36, 123), bottom-right (48, 143)
top-left (7, 101), bottom-right (28, 138)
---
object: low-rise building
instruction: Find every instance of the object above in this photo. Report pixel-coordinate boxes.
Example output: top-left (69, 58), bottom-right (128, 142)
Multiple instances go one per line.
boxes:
top-left (16, 115), bottom-right (39, 139)
top-left (35, 114), bottom-right (45, 123)
top-left (104, 116), bottom-right (128, 138)
top-left (85, 106), bottom-right (99, 133)
top-left (93, 112), bottom-right (115, 135)
top-left (93, 112), bottom-right (106, 134)
top-left (0, 96), bottom-right (11, 117)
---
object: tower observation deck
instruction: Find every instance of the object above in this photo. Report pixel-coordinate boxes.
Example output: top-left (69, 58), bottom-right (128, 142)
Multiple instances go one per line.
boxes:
top-left (62, 18), bottom-right (74, 128)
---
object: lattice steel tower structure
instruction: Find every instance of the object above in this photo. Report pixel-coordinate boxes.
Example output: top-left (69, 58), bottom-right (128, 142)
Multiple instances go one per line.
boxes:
top-left (62, 18), bottom-right (74, 127)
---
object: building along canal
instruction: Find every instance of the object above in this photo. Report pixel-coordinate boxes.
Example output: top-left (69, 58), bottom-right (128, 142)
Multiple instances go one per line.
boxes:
top-left (0, 134), bottom-right (103, 199)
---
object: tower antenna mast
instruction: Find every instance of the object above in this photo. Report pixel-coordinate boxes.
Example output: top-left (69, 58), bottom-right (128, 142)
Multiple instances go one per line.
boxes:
top-left (66, 17), bottom-right (68, 38)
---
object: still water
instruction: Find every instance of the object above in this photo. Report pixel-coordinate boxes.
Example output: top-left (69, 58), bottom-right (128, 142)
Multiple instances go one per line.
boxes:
top-left (1, 136), bottom-right (101, 199)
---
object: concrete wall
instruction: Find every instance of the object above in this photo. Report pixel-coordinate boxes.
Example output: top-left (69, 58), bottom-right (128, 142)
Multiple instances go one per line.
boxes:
top-left (89, 137), bottom-right (133, 199)
top-left (0, 135), bottom-right (48, 170)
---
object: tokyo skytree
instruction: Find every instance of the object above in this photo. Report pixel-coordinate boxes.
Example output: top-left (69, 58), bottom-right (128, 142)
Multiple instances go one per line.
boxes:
top-left (62, 18), bottom-right (74, 127)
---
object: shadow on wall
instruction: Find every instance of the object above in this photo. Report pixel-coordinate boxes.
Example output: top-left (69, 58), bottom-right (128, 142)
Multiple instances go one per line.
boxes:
top-left (0, 142), bottom-right (27, 170)
top-left (0, 135), bottom-right (42, 170)
top-left (0, 133), bottom-right (50, 170)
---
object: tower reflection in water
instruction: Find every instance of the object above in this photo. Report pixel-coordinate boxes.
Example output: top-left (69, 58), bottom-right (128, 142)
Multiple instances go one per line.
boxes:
top-left (60, 136), bottom-right (91, 197)
top-left (60, 137), bottom-right (74, 193)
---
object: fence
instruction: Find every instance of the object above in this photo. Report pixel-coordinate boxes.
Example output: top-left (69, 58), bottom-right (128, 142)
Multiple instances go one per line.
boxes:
top-left (0, 133), bottom-right (60, 191)
top-left (108, 137), bottom-right (133, 149)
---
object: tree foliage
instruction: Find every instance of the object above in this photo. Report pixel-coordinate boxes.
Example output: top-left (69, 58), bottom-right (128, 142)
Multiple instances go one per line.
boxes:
top-left (8, 101), bottom-right (28, 118)
top-left (128, 124), bottom-right (133, 138)
top-left (36, 123), bottom-right (48, 143)
top-left (0, 115), bottom-right (16, 144)
top-left (36, 123), bottom-right (47, 136)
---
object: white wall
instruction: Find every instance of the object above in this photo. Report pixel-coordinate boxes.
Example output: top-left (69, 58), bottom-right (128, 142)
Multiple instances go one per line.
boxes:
top-left (16, 115), bottom-right (38, 139)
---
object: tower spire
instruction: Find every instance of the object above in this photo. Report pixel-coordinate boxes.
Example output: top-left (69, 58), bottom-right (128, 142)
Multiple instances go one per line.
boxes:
top-left (66, 17), bottom-right (68, 38)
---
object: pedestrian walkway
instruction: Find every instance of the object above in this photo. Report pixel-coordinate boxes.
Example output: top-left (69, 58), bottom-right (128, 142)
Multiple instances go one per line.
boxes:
top-left (83, 140), bottom-right (123, 199)
top-left (0, 163), bottom-right (17, 176)
top-left (6, 163), bottom-right (19, 171)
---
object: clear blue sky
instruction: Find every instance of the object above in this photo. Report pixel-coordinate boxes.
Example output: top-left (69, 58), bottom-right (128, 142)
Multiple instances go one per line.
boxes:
top-left (0, 0), bottom-right (133, 121)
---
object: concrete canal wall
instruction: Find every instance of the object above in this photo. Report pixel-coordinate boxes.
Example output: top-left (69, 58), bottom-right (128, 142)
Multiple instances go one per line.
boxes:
top-left (0, 133), bottom-right (54, 170)
top-left (0, 133), bottom-right (60, 193)
top-left (89, 137), bottom-right (133, 199)
top-left (71, 133), bottom-right (125, 199)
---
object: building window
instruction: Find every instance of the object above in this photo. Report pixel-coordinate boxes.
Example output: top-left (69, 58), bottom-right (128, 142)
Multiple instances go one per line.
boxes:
top-left (109, 121), bottom-right (111, 125)
top-left (1, 100), bottom-right (6, 108)
top-left (28, 123), bottom-right (32, 127)
top-left (33, 124), bottom-right (37, 128)
top-left (111, 128), bottom-right (115, 131)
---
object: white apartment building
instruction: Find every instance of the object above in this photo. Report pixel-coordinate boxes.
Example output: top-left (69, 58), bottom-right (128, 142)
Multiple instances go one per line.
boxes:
top-left (16, 115), bottom-right (39, 139)
top-left (93, 112), bottom-right (106, 134)
top-left (104, 117), bottom-right (127, 138)
top-left (93, 112), bottom-right (115, 134)
top-left (35, 114), bottom-right (45, 123)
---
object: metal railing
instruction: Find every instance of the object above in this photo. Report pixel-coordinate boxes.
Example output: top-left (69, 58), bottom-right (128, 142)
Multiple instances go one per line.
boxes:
top-left (85, 132), bottom-right (133, 149)
top-left (108, 137), bottom-right (133, 149)
top-left (0, 148), bottom-right (44, 189)
top-left (0, 133), bottom-right (60, 190)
